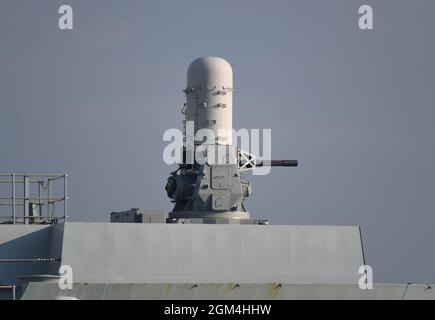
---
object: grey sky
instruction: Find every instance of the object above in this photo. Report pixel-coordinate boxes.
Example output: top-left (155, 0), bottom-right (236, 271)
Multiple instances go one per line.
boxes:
top-left (1, 0), bottom-right (434, 283)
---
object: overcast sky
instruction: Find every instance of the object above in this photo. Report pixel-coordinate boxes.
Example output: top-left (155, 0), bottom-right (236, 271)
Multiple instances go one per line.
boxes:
top-left (1, 0), bottom-right (434, 283)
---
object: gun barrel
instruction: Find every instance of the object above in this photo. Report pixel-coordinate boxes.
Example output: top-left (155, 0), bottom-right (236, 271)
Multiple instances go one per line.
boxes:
top-left (256, 160), bottom-right (298, 167)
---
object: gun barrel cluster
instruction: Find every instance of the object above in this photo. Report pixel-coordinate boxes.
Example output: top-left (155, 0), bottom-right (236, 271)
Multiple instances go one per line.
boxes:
top-left (256, 160), bottom-right (298, 167)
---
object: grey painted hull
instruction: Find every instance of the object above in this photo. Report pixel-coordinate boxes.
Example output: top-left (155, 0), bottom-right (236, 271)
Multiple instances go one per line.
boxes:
top-left (1, 222), bottom-right (433, 300)
top-left (21, 283), bottom-right (435, 300)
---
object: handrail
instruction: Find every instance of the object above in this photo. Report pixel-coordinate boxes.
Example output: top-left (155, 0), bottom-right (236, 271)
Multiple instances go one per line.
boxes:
top-left (0, 173), bottom-right (68, 225)
top-left (0, 285), bottom-right (16, 300)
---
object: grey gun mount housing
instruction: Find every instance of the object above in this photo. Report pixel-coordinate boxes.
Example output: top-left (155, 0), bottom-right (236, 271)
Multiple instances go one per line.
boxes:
top-left (166, 149), bottom-right (298, 223)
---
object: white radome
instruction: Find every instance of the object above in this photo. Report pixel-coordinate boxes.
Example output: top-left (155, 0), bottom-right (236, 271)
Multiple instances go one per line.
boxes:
top-left (185, 57), bottom-right (233, 145)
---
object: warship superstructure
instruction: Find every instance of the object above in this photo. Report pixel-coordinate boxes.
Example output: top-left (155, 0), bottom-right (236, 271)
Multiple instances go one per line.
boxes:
top-left (0, 57), bottom-right (433, 300)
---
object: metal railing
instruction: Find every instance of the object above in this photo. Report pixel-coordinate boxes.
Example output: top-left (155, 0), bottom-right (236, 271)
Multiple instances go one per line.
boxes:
top-left (0, 174), bottom-right (68, 224)
top-left (0, 285), bottom-right (16, 300)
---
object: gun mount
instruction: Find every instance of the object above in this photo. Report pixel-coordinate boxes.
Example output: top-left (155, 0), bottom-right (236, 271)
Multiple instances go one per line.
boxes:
top-left (165, 57), bottom-right (298, 224)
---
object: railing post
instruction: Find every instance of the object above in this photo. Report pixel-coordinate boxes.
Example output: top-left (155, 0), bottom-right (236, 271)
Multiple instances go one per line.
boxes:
top-left (23, 174), bottom-right (29, 224)
top-left (64, 174), bottom-right (68, 222)
top-left (11, 173), bottom-right (16, 224)
top-left (47, 178), bottom-right (52, 220)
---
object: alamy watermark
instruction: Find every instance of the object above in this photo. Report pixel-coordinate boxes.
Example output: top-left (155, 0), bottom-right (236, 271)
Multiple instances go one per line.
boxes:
top-left (58, 5), bottom-right (73, 30)
top-left (358, 5), bottom-right (374, 30)
top-left (58, 264), bottom-right (73, 290)
top-left (162, 121), bottom-right (272, 175)
top-left (358, 265), bottom-right (373, 290)
top-left (56, 5), bottom-right (374, 33)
